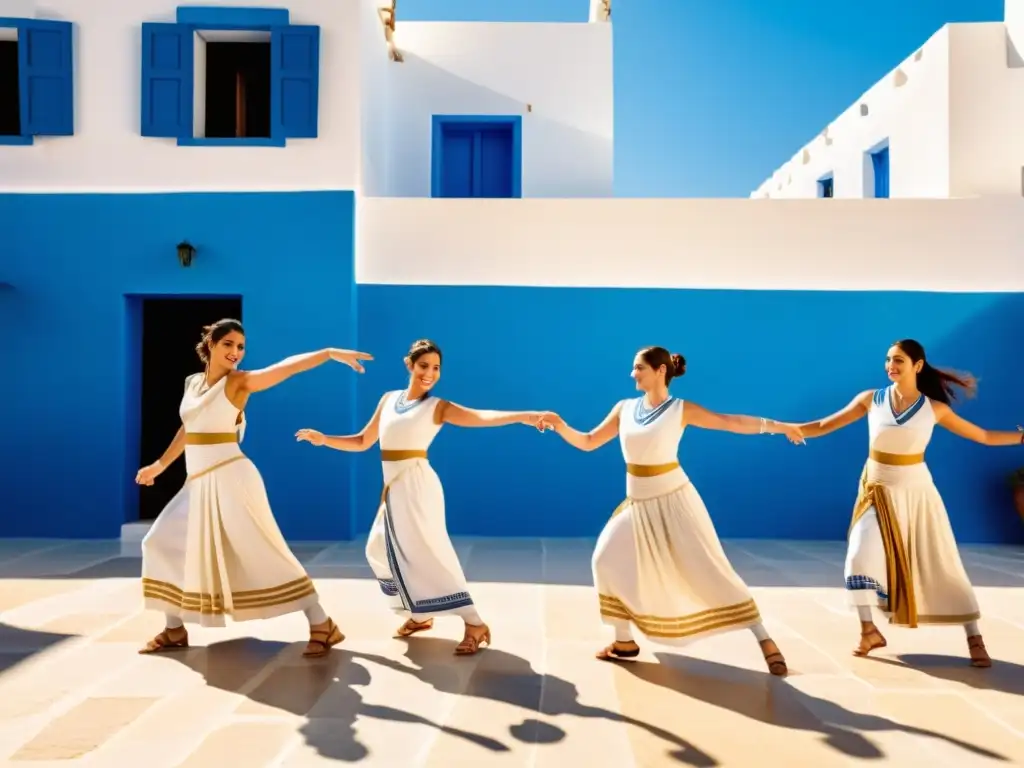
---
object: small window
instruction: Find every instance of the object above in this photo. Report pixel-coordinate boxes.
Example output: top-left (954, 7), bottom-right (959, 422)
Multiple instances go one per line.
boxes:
top-left (203, 41), bottom-right (271, 139)
top-left (0, 38), bottom-right (19, 136)
top-left (818, 176), bottom-right (834, 198)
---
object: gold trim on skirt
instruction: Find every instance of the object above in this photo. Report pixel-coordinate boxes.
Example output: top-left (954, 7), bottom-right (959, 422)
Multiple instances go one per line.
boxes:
top-left (185, 432), bottom-right (239, 445)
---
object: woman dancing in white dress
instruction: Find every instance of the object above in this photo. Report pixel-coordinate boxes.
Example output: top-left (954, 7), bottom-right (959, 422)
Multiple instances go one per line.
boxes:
top-left (135, 319), bottom-right (373, 658)
top-left (794, 338), bottom-right (1022, 668)
top-left (296, 339), bottom-right (546, 655)
top-left (539, 346), bottom-right (803, 675)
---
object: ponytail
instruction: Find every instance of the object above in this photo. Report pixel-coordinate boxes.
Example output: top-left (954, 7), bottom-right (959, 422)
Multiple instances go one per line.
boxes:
top-left (916, 361), bottom-right (977, 404)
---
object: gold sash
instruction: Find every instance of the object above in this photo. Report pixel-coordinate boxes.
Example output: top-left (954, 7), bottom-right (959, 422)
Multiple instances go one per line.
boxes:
top-left (850, 450), bottom-right (924, 627)
top-left (626, 461), bottom-right (680, 477)
top-left (185, 432), bottom-right (239, 445)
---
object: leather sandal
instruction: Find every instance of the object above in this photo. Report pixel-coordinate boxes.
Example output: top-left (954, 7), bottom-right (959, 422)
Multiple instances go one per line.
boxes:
top-left (138, 628), bottom-right (189, 655)
top-left (760, 639), bottom-right (788, 676)
top-left (455, 623), bottom-right (491, 655)
top-left (396, 618), bottom-right (434, 638)
top-left (967, 635), bottom-right (992, 668)
top-left (853, 627), bottom-right (888, 657)
top-left (303, 618), bottom-right (345, 658)
top-left (596, 641), bottom-right (640, 662)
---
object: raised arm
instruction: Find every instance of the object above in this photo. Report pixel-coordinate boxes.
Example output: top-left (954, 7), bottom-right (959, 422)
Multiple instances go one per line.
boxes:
top-left (295, 394), bottom-right (388, 452)
top-left (233, 348), bottom-right (373, 395)
top-left (136, 426), bottom-right (186, 485)
top-left (434, 401), bottom-right (541, 428)
top-left (684, 402), bottom-right (805, 444)
top-left (932, 401), bottom-right (1024, 446)
top-left (793, 390), bottom-right (874, 439)
top-left (546, 402), bottom-right (622, 452)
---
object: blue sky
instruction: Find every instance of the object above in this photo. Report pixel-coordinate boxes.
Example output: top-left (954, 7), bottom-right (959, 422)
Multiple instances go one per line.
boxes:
top-left (400, 0), bottom-right (1005, 197)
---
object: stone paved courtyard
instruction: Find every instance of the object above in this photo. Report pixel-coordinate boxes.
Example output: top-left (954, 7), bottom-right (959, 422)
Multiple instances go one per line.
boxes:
top-left (1, 537), bottom-right (1024, 766)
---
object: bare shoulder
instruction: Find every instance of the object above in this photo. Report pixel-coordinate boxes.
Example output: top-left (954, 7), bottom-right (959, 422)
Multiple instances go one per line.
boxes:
top-left (432, 396), bottom-right (451, 425)
top-left (927, 397), bottom-right (950, 418)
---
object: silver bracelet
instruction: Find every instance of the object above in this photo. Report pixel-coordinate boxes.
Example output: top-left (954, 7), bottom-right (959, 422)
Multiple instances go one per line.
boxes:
top-left (759, 417), bottom-right (768, 435)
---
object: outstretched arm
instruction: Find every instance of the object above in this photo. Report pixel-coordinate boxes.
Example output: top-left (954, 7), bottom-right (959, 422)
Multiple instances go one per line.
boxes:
top-left (933, 401), bottom-right (1024, 446)
top-left (235, 348), bottom-right (373, 394)
top-left (136, 426), bottom-right (186, 485)
top-left (794, 390), bottom-right (874, 439)
top-left (296, 394), bottom-right (387, 452)
top-left (684, 402), bottom-right (805, 443)
top-left (546, 402), bottom-right (622, 452)
top-left (435, 401), bottom-right (541, 428)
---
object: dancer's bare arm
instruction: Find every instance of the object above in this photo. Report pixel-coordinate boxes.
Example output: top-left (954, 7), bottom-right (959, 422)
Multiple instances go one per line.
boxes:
top-left (795, 390), bottom-right (874, 439)
top-left (230, 348), bottom-right (373, 396)
top-left (545, 403), bottom-right (622, 452)
top-left (932, 401), bottom-right (1024, 446)
top-left (684, 402), bottom-right (805, 443)
top-left (435, 401), bottom-right (542, 428)
top-left (296, 394), bottom-right (387, 452)
top-left (136, 426), bottom-right (185, 485)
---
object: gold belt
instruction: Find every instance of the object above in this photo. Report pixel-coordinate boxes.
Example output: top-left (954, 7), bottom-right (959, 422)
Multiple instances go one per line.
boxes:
top-left (869, 450), bottom-right (924, 466)
top-left (626, 461), bottom-right (680, 477)
top-left (381, 450), bottom-right (427, 462)
top-left (185, 432), bottom-right (239, 445)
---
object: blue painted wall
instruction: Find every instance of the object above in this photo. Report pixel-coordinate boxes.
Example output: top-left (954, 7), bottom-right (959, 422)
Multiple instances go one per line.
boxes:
top-left (0, 191), bottom-right (358, 540)
top-left (4, 197), bottom-right (1023, 546)
top-left (354, 286), bottom-right (1024, 545)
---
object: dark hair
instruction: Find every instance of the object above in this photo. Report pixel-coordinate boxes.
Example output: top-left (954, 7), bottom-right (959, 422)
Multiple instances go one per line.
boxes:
top-left (196, 318), bottom-right (244, 365)
top-left (639, 346), bottom-right (687, 385)
top-left (892, 338), bottom-right (976, 404)
top-left (407, 338), bottom-right (442, 365)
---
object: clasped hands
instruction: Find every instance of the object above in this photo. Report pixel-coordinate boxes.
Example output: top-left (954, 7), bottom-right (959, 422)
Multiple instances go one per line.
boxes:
top-left (523, 412), bottom-right (563, 432)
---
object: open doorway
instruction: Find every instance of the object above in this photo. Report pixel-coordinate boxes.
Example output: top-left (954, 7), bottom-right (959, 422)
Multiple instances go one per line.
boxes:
top-left (136, 297), bottom-right (242, 521)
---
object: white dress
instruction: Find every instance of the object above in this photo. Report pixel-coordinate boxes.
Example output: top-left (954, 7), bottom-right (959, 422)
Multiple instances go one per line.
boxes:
top-left (141, 374), bottom-right (320, 627)
top-left (844, 386), bottom-right (980, 627)
top-left (364, 391), bottom-right (477, 621)
top-left (593, 396), bottom-right (763, 645)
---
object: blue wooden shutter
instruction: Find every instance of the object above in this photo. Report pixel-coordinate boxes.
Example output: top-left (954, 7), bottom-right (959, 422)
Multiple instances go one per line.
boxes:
top-left (872, 147), bottom-right (890, 198)
top-left (440, 129), bottom-right (475, 197)
top-left (270, 25), bottom-right (320, 139)
top-left (478, 128), bottom-right (513, 198)
top-left (140, 23), bottom-right (192, 138)
top-left (18, 20), bottom-right (73, 135)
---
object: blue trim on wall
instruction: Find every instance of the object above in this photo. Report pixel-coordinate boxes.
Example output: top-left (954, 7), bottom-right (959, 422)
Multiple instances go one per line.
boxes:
top-left (431, 114), bottom-right (523, 198)
top-left (0, 135), bottom-right (33, 145)
top-left (175, 6), bottom-right (289, 27)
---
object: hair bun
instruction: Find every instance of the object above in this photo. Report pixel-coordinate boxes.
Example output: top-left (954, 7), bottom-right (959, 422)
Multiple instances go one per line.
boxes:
top-left (670, 353), bottom-right (687, 377)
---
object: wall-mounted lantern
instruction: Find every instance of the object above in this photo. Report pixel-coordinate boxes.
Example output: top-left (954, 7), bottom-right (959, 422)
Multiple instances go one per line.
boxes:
top-left (177, 241), bottom-right (196, 267)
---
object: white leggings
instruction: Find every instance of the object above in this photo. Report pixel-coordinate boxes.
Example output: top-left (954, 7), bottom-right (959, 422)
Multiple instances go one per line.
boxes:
top-left (613, 619), bottom-right (771, 644)
top-left (164, 601), bottom-right (329, 629)
top-left (856, 605), bottom-right (979, 636)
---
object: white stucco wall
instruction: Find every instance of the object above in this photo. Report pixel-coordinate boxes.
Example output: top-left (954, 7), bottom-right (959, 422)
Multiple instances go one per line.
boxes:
top-left (358, 0), bottom-right (391, 197)
top-left (751, 27), bottom-right (951, 199)
top-left (382, 21), bottom-right (613, 198)
top-left (947, 21), bottom-right (1024, 197)
top-left (0, 0), bottom-right (362, 192)
top-left (357, 197), bottom-right (1024, 291)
